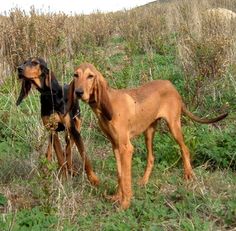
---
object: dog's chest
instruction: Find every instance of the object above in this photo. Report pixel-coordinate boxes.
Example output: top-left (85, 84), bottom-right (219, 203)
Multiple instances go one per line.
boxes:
top-left (40, 93), bottom-right (65, 116)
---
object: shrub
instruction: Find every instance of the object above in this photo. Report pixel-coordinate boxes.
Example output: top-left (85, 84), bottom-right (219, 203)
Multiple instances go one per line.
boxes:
top-left (169, 0), bottom-right (236, 104)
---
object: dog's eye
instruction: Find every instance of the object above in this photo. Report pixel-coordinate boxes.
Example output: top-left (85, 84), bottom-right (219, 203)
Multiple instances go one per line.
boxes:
top-left (87, 74), bottom-right (94, 79)
top-left (74, 73), bottom-right (79, 78)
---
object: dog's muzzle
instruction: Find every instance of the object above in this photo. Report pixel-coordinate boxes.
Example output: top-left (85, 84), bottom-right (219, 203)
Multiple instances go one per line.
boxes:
top-left (75, 88), bottom-right (84, 98)
top-left (17, 66), bottom-right (24, 79)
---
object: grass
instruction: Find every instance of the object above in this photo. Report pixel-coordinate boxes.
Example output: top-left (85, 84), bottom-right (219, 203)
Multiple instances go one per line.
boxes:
top-left (0, 48), bottom-right (235, 230)
top-left (0, 0), bottom-right (236, 230)
top-left (0, 164), bottom-right (235, 230)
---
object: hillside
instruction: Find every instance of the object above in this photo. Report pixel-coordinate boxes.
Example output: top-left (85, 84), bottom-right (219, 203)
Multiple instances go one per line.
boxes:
top-left (0, 0), bottom-right (235, 230)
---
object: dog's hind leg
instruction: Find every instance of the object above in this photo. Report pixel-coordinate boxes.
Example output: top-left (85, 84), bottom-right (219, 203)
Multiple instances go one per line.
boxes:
top-left (139, 122), bottom-right (157, 186)
top-left (167, 118), bottom-right (194, 180)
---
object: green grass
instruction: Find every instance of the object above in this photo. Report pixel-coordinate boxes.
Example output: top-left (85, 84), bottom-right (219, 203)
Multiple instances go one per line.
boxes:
top-left (0, 165), bottom-right (235, 230)
top-left (0, 38), bottom-right (235, 230)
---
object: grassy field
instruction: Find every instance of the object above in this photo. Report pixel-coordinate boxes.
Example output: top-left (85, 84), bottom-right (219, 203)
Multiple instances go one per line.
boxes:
top-left (0, 0), bottom-right (236, 230)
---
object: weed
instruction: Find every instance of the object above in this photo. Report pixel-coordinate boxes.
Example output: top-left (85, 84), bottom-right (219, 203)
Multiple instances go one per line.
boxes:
top-left (0, 0), bottom-right (235, 230)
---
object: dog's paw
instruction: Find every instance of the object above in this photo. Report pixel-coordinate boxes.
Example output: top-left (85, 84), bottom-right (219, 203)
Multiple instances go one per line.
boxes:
top-left (138, 177), bottom-right (148, 186)
top-left (88, 173), bottom-right (100, 186)
top-left (105, 193), bottom-right (122, 203)
top-left (119, 198), bottom-right (131, 210)
top-left (184, 170), bottom-right (195, 181)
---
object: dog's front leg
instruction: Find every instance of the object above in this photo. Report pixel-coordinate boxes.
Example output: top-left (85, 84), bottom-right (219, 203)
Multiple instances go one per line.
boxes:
top-left (118, 141), bottom-right (134, 210)
top-left (46, 133), bottom-right (53, 161)
top-left (53, 132), bottom-right (67, 175)
top-left (106, 146), bottom-right (122, 203)
top-left (65, 133), bottom-right (76, 176)
top-left (62, 113), bottom-right (99, 185)
top-left (73, 131), bottom-right (100, 186)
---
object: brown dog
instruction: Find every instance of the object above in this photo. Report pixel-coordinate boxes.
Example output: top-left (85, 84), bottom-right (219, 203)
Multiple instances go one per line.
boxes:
top-left (71, 62), bottom-right (227, 209)
top-left (16, 58), bottom-right (99, 185)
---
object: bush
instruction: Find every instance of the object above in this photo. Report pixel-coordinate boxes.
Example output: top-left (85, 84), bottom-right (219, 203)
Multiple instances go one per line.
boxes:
top-left (171, 1), bottom-right (236, 104)
top-left (193, 125), bottom-right (236, 170)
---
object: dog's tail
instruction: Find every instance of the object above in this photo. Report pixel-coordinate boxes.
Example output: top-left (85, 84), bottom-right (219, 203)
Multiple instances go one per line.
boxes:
top-left (182, 104), bottom-right (228, 124)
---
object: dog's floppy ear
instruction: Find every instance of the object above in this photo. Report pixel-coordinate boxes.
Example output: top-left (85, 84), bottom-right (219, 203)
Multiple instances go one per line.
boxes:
top-left (94, 72), bottom-right (113, 121)
top-left (16, 79), bottom-right (32, 106)
top-left (66, 80), bottom-right (75, 113)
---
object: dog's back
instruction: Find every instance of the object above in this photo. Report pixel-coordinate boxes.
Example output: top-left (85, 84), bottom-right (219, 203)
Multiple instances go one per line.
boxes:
top-left (109, 80), bottom-right (182, 137)
top-left (124, 80), bottom-right (179, 100)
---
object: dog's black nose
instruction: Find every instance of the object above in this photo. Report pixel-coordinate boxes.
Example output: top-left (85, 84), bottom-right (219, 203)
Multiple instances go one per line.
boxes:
top-left (17, 66), bottom-right (24, 79)
top-left (17, 66), bottom-right (23, 73)
top-left (75, 88), bottom-right (84, 98)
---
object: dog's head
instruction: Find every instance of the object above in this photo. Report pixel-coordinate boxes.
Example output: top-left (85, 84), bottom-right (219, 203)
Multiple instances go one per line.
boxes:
top-left (73, 63), bottom-right (98, 103)
top-left (71, 63), bottom-right (113, 120)
top-left (16, 58), bottom-right (49, 105)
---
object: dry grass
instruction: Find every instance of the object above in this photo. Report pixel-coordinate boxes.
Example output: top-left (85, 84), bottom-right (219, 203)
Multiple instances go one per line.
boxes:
top-left (0, 1), bottom-right (235, 229)
top-left (1, 0), bottom-right (236, 81)
top-left (0, 8), bottom-right (115, 78)
top-left (163, 0), bottom-right (236, 105)
top-left (1, 164), bottom-right (235, 230)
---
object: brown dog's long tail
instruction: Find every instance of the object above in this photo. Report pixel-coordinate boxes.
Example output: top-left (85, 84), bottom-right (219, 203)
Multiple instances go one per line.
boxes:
top-left (182, 104), bottom-right (228, 124)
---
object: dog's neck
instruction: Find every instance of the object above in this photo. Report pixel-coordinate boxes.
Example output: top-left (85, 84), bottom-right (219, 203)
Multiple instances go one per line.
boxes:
top-left (40, 71), bottom-right (69, 116)
top-left (89, 101), bottom-right (107, 122)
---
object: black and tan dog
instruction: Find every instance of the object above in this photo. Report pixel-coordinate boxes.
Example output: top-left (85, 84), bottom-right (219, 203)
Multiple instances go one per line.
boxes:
top-left (16, 58), bottom-right (99, 185)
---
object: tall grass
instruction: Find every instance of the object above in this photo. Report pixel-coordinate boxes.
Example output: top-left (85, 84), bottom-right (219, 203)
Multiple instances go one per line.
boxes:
top-left (0, 0), bottom-right (234, 165)
top-left (0, 1), bottom-right (235, 229)
top-left (0, 8), bottom-right (115, 79)
top-left (166, 0), bottom-right (236, 105)
top-left (0, 0), bottom-right (234, 170)
top-left (1, 1), bottom-right (236, 99)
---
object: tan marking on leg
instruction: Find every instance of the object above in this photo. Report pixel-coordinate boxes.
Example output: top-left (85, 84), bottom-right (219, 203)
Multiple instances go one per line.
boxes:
top-left (46, 133), bottom-right (53, 161)
top-left (53, 132), bottom-right (67, 176)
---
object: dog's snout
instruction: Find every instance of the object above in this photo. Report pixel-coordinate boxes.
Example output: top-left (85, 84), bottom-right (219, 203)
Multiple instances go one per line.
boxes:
top-left (17, 65), bottom-right (24, 79)
top-left (75, 88), bottom-right (84, 98)
top-left (17, 66), bottom-right (23, 73)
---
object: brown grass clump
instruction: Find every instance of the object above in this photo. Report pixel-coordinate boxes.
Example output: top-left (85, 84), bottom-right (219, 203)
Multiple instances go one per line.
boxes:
top-left (116, 3), bottom-right (171, 55)
top-left (166, 0), bottom-right (236, 103)
top-left (0, 9), bottom-right (68, 72)
top-left (0, 0), bottom-right (236, 102)
top-left (0, 8), bottom-right (115, 78)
